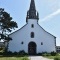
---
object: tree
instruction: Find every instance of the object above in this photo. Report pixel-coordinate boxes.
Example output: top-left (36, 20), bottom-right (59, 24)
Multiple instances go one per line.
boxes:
top-left (0, 8), bottom-right (18, 41)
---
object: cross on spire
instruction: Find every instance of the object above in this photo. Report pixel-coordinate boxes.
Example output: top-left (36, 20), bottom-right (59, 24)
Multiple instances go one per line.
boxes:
top-left (26, 0), bottom-right (39, 22)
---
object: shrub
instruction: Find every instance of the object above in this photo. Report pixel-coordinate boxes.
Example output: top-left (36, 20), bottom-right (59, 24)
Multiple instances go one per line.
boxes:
top-left (54, 57), bottom-right (60, 60)
top-left (18, 50), bottom-right (26, 55)
top-left (42, 52), bottom-right (49, 56)
top-left (2, 51), bottom-right (13, 56)
top-left (37, 53), bottom-right (42, 56)
top-left (0, 52), bottom-right (3, 55)
top-left (13, 51), bottom-right (18, 55)
top-left (42, 53), bottom-right (50, 56)
top-left (51, 51), bottom-right (57, 56)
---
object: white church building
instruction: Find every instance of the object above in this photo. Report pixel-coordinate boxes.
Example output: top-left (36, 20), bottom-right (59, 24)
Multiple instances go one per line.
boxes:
top-left (8, 0), bottom-right (56, 54)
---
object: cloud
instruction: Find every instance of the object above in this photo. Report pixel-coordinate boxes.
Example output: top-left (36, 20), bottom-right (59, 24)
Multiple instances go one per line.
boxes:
top-left (40, 9), bottom-right (60, 22)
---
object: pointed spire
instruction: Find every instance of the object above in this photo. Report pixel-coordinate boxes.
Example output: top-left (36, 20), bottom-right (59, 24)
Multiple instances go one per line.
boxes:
top-left (30, 0), bottom-right (36, 11)
top-left (26, 0), bottom-right (39, 22)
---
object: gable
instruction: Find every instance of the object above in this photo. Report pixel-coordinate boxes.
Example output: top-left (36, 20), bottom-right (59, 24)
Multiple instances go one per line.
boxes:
top-left (9, 23), bottom-right (56, 39)
top-left (37, 23), bottom-right (56, 38)
top-left (9, 24), bottom-right (27, 36)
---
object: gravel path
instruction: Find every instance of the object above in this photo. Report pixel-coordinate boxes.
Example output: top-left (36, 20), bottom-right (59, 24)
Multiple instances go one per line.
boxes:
top-left (29, 56), bottom-right (53, 60)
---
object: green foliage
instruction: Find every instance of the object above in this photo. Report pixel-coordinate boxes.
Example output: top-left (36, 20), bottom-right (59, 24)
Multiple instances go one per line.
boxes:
top-left (37, 53), bottom-right (42, 56)
top-left (54, 57), bottom-right (60, 60)
top-left (0, 50), bottom-right (28, 57)
top-left (18, 50), bottom-right (28, 56)
top-left (3, 51), bottom-right (13, 56)
top-left (21, 57), bottom-right (29, 60)
top-left (0, 34), bottom-right (12, 41)
top-left (42, 53), bottom-right (51, 56)
top-left (0, 57), bottom-right (29, 60)
top-left (0, 8), bottom-right (18, 41)
top-left (13, 51), bottom-right (18, 55)
top-left (51, 51), bottom-right (57, 56)
top-left (18, 50), bottom-right (25, 55)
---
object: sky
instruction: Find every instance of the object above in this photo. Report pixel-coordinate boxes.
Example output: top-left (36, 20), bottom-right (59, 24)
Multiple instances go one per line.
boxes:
top-left (0, 0), bottom-right (60, 46)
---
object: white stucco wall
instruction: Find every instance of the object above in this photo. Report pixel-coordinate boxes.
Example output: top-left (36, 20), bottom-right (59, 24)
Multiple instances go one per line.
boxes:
top-left (8, 19), bottom-right (56, 53)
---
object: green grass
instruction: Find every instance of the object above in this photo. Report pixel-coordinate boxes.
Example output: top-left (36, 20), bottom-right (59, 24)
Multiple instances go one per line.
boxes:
top-left (43, 54), bottom-right (60, 59)
top-left (0, 57), bottom-right (29, 60)
top-left (45, 56), bottom-right (60, 59)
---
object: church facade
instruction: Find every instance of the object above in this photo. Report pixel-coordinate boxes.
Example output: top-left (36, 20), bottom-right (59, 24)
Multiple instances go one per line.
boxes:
top-left (8, 0), bottom-right (56, 54)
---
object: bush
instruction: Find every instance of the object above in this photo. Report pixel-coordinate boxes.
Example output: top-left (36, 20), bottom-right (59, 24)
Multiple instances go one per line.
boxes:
top-left (2, 50), bottom-right (28, 56)
top-left (13, 51), bottom-right (18, 55)
top-left (18, 50), bottom-right (25, 55)
top-left (7, 51), bottom-right (13, 54)
top-left (42, 53), bottom-right (50, 56)
top-left (54, 57), bottom-right (60, 60)
top-left (51, 51), bottom-right (57, 56)
top-left (37, 53), bottom-right (42, 56)
top-left (18, 50), bottom-right (28, 56)
top-left (0, 52), bottom-right (3, 55)
top-left (2, 51), bottom-right (13, 56)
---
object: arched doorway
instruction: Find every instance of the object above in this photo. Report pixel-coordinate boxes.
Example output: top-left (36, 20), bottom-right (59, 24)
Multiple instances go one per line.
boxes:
top-left (28, 42), bottom-right (36, 55)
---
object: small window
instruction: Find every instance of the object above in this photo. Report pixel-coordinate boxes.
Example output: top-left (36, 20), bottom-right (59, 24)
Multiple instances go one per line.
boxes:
top-left (31, 32), bottom-right (34, 38)
top-left (21, 41), bottom-right (24, 44)
top-left (41, 42), bottom-right (43, 45)
top-left (31, 24), bottom-right (34, 28)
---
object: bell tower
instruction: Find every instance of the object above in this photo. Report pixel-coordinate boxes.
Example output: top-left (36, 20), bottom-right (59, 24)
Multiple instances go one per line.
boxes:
top-left (26, 0), bottom-right (39, 22)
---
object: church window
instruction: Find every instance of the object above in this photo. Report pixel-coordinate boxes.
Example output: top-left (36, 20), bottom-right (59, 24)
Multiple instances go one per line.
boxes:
top-left (41, 42), bottom-right (43, 45)
top-left (21, 41), bottom-right (24, 44)
top-left (31, 24), bottom-right (34, 28)
top-left (31, 32), bottom-right (34, 38)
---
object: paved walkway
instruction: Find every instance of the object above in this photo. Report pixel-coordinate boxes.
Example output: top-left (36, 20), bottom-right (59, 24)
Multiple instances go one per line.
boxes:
top-left (29, 56), bottom-right (53, 60)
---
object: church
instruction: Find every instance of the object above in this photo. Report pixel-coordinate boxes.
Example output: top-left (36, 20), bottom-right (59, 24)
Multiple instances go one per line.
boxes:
top-left (8, 0), bottom-right (56, 54)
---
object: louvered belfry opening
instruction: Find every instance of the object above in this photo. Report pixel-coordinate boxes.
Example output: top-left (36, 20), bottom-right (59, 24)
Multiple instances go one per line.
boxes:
top-left (26, 0), bottom-right (39, 22)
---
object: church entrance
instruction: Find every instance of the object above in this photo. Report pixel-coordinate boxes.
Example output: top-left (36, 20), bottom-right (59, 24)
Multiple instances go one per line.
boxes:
top-left (28, 42), bottom-right (36, 55)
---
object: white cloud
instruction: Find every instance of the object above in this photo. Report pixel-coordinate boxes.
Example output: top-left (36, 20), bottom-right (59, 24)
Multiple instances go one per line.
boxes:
top-left (40, 9), bottom-right (60, 22)
top-left (44, 0), bottom-right (60, 10)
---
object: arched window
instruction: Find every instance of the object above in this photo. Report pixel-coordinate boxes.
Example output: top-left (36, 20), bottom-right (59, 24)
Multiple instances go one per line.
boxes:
top-left (31, 24), bottom-right (34, 28)
top-left (31, 32), bottom-right (34, 38)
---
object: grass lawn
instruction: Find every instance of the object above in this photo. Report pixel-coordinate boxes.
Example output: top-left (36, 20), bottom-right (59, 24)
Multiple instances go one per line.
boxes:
top-left (44, 55), bottom-right (60, 59)
top-left (0, 56), bottom-right (29, 60)
top-left (43, 53), bottom-right (60, 59)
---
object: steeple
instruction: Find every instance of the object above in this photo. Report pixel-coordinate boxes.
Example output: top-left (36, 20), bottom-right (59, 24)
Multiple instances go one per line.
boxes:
top-left (26, 0), bottom-right (39, 22)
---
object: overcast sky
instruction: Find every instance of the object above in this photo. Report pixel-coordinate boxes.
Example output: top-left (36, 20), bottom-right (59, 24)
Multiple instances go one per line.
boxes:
top-left (0, 0), bottom-right (60, 46)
